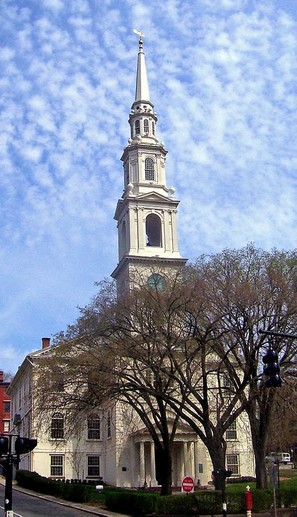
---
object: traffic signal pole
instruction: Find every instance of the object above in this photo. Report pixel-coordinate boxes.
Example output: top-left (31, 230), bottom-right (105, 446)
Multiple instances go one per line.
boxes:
top-left (259, 329), bottom-right (297, 340)
top-left (212, 469), bottom-right (232, 517)
top-left (4, 441), bottom-right (13, 514)
top-left (0, 432), bottom-right (37, 516)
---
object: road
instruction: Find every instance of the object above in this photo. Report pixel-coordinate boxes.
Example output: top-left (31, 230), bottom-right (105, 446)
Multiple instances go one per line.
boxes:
top-left (0, 485), bottom-right (101, 517)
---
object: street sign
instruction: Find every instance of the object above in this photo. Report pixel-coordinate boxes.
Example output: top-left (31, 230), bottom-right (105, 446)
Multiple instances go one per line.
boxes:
top-left (182, 476), bottom-right (195, 493)
top-left (268, 465), bottom-right (278, 487)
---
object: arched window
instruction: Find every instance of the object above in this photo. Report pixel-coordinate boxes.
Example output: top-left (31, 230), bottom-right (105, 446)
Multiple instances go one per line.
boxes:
top-left (146, 214), bottom-right (162, 247)
top-left (51, 413), bottom-right (64, 439)
top-left (145, 158), bottom-right (155, 181)
top-left (135, 120), bottom-right (140, 135)
top-left (144, 119), bottom-right (149, 133)
top-left (88, 414), bottom-right (101, 440)
top-left (152, 121), bottom-right (155, 135)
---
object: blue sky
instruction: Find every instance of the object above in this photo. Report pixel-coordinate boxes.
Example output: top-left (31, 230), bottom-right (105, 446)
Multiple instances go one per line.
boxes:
top-left (0, 0), bottom-right (296, 374)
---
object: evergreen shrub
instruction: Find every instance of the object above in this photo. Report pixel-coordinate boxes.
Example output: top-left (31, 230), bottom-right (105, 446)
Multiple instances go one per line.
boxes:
top-left (155, 493), bottom-right (198, 515)
top-left (105, 491), bottom-right (158, 515)
top-left (15, 470), bottom-right (92, 503)
top-left (195, 490), bottom-right (222, 514)
top-left (250, 489), bottom-right (273, 512)
top-left (277, 486), bottom-right (297, 507)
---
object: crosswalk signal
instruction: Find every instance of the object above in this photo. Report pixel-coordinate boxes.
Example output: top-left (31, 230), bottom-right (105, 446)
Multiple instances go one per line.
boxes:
top-left (15, 436), bottom-right (37, 455)
top-left (263, 348), bottom-right (282, 388)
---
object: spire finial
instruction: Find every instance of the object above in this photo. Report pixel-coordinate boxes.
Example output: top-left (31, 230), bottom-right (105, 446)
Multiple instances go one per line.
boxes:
top-left (133, 29), bottom-right (150, 102)
top-left (133, 28), bottom-right (145, 45)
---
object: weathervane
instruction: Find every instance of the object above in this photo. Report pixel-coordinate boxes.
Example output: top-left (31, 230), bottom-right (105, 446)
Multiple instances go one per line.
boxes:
top-left (133, 28), bottom-right (145, 42)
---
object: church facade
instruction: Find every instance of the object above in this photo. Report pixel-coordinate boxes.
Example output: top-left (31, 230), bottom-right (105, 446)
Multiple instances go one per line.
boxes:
top-left (7, 36), bottom-right (255, 487)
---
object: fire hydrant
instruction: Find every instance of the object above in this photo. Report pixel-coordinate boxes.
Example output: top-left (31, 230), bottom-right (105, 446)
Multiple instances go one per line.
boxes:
top-left (245, 485), bottom-right (253, 517)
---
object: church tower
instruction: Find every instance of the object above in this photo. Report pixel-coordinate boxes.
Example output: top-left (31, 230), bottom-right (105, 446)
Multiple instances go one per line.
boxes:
top-left (111, 34), bottom-right (186, 291)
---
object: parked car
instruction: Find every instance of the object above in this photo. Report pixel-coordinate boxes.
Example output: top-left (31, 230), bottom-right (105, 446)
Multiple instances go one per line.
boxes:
top-left (265, 452), bottom-right (291, 464)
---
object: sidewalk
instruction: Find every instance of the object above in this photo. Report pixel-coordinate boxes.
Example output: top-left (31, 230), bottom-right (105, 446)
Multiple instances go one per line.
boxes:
top-left (0, 478), bottom-right (130, 517)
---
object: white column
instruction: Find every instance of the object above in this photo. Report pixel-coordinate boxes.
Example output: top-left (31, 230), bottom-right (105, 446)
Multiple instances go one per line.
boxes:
top-left (139, 441), bottom-right (145, 486)
top-left (131, 438), bottom-right (136, 487)
top-left (194, 441), bottom-right (199, 481)
top-left (189, 441), bottom-right (195, 479)
top-left (150, 442), bottom-right (157, 486)
top-left (183, 442), bottom-right (188, 476)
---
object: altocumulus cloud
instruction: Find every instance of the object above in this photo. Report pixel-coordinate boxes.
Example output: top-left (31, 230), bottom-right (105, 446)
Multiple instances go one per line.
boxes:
top-left (0, 0), bottom-right (296, 372)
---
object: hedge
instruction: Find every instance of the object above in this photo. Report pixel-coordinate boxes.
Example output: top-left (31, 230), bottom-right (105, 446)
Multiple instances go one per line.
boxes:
top-left (16, 471), bottom-right (297, 516)
top-left (105, 491), bottom-right (158, 515)
top-left (15, 470), bottom-right (92, 503)
top-left (105, 488), bottom-right (275, 516)
top-left (277, 486), bottom-right (297, 508)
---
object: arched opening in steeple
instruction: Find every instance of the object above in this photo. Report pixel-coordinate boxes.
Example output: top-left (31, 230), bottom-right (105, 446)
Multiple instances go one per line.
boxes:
top-left (144, 119), bottom-right (149, 133)
top-left (145, 158), bottom-right (155, 181)
top-left (146, 214), bottom-right (162, 247)
top-left (135, 120), bottom-right (140, 135)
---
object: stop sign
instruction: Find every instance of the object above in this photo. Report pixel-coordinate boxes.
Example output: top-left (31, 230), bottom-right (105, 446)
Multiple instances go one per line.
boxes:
top-left (182, 476), bottom-right (195, 493)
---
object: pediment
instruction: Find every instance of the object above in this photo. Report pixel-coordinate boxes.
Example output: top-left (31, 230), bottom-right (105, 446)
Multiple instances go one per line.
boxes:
top-left (136, 191), bottom-right (173, 202)
top-left (114, 191), bottom-right (179, 220)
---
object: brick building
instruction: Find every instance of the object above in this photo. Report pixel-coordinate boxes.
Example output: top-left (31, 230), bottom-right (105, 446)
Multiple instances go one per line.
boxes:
top-left (0, 371), bottom-right (10, 434)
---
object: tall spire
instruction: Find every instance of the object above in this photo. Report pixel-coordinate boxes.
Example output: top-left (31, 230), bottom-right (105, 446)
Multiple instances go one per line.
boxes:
top-left (111, 31), bottom-right (186, 291)
top-left (135, 34), bottom-right (150, 102)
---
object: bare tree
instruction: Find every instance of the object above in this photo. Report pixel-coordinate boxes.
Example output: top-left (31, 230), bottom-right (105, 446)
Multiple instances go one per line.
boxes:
top-left (179, 245), bottom-right (297, 488)
top-left (35, 245), bottom-right (297, 492)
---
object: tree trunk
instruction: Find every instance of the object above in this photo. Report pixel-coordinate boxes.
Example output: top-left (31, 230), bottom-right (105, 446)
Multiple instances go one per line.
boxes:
top-left (155, 445), bottom-right (172, 495)
top-left (246, 394), bottom-right (275, 489)
top-left (207, 436), bottom-right (226, 491)
top-left (254, 443), bottom-right (268, 489)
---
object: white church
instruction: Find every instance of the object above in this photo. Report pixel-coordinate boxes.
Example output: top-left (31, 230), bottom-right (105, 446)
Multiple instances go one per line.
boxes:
top-left (7, 35), bottom-right (255, 488)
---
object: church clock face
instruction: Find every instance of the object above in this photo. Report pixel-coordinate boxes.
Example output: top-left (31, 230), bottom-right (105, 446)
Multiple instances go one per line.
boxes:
top-left (147, 273), bottom-right (165, 291)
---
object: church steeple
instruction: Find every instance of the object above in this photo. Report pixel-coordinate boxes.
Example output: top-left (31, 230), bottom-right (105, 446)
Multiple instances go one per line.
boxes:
top-left (134, 35), bottom-right (150, 103)
top-left (111, 33), bottom-right (186, 291)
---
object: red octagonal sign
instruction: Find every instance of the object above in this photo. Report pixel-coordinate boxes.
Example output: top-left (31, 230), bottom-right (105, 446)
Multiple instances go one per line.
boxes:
top-left (182, 476), bottom-right (195, 493)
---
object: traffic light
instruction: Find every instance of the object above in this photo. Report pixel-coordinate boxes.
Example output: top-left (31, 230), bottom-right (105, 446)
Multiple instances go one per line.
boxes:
top-left (0, 436), bottom-right (9, 456)
top-left (15, 436), bottom-right (37, 455)
top-left (212, 469), bottom-right (233, 488)
top-left (263, 348), bottom-right (282, 388)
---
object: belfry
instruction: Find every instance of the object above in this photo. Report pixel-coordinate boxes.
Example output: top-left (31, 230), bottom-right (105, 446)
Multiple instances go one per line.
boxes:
top-left (111, 33), bottom-right (186, 291)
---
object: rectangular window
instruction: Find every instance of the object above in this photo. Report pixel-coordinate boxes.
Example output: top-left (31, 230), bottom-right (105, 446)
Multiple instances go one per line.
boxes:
top-left (226, 454), bottom-right (239, 475)
top-left (222, 375), bottom-right (233, 398)
top-left (51, 413), bottom-right (64, 439)
top-left (50, 455), bottom-right (64, 477)
top-left (88, 415), bottom-right (101, 440)
top-left (3, 420), bottom-right (10, 432)
top-left (4, 401), bottom-right (10, 414)
top-left (226, 421), bottom-right (237, 440)
top-left (88, 456), bottom-right (100, 477)
top-left (50, 370), bottom-right (64, 392)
